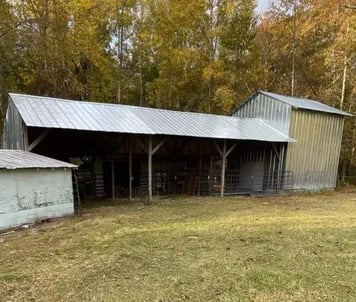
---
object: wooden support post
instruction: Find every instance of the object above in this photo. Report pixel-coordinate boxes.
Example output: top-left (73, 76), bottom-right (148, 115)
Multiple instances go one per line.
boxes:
top-left (23, 125), bottom-right (29, 151)
top-left (129, 138), bottom-right (132, 201)
top-left (198, 153), bottom-right (202, 196)
top-left (209, 155), bottom-right (213, 194)
top-left (214, 140), bottom-right (236, 197)
top-left (277, 143), bottom-right (285, 191)
top-left (146, 136), bottom-right (167, 201)
top-left (220, 140), bottom-right (227, 197)
top-left (148, 136), bottom-right (153, 201)
top-left (28, 129), bottom-right (50, 151)
top-left (111, 160), bottom-right (115, 199)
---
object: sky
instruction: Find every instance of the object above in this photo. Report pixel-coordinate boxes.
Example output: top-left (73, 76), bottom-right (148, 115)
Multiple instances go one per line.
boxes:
top-left (256, 0), bottom-right (271, 14)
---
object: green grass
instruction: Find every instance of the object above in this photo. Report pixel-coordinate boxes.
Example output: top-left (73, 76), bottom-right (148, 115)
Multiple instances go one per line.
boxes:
top-left (1, 192), bottom-right (356, 301)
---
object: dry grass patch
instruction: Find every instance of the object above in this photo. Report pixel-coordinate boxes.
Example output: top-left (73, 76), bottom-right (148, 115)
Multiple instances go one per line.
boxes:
top-left (1, 192), bottom-right (356, 301)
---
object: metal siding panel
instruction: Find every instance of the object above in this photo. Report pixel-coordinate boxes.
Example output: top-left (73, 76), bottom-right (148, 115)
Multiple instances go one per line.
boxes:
top-left (285, 109), bottom-right (345, 190)
top-left (326, 115), bottom-right (334, 187)
top-left (333, 118), bottom-right (344, 186)
top-left (1, 97), bottom-right (25, 150)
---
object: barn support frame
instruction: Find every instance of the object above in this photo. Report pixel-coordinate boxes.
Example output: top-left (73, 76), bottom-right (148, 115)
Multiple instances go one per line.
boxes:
top-left (214, 140), bottom-right (237, 197)
top-left (147, 136), bottom-right (167, 201)
top-left (271, 142), bottom-right (286, 191)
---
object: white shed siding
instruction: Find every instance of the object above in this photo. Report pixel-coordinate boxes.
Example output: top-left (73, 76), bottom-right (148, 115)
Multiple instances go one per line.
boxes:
top-left (0, 169), bottom-right (74, 230)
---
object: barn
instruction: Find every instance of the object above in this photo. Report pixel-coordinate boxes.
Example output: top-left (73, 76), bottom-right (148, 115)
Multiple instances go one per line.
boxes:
top-left (0, 91), bottom-right (350, 200)
top-left (233, 91), bottom-right (352, 190)
top-left (0, 150), bottom-right (76, 230)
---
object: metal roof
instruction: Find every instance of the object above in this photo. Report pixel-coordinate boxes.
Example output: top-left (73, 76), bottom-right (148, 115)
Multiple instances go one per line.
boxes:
top-left (259, 91), bottom-right (352, 116)
top-left (0, 150), bottom-right (77, 169)
top-left (9, 93), bottom-right (294, 142)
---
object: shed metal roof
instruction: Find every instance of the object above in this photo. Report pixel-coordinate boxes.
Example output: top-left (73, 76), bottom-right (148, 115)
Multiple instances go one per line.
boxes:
top-left (9, 93), bottom-right (294, 142)
top-left (0, 150), bottom-right (77, 169)
top-left (259, 91), bottom-right (352, 116)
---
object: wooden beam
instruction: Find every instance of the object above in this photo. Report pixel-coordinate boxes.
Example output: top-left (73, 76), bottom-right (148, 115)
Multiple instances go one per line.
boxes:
top-left (198, 153), bottom-right (202, 196)
top-left (128, 138), bottom-right (132, 201)
top-left (111, 160), bottom-right (115, 199)
top-left (209, 155), bottom-right (213, 194)
top-left (214, 141), bottom-right (223, 157)
top-left (271, 143), bottom-right (281, 160)
top-left (220, 140), bottom-right (227, 197)
top-left (148, 136), bottom-right (153, 201)
top-left (137, 137), bottom-right (147, 153)
top-left (23, 125), bottom-right (29, 151)
top-left (152, 136), bottom-right (167, 155)
top-left (28, 129), bottom-right (51, 151)
top-left (214, 140), bottom-right (236, 197)
top-left (225, 143), bottom-right (237, 158)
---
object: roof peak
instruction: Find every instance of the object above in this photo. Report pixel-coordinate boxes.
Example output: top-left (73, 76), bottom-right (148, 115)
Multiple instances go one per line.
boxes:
top-left (256, 90), bottom-right (352, 116)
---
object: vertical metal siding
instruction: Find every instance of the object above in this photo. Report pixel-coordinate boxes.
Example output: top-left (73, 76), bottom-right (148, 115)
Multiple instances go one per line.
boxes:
top-left (234, 94), bottom-right (291, 135)
top-left (285, 109), bottom-right (344, 190)
top-left (1, 97), bottom-right (25, 150)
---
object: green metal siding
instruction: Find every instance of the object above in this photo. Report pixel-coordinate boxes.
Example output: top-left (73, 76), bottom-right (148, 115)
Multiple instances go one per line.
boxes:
top-left (285, 109), bottom-right (344, 190)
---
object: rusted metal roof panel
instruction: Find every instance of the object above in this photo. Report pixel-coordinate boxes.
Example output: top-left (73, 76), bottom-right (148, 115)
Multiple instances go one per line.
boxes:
top-left (259, 91), bottom-right (352, 116)
top-left (9, 93), bottom-right (294, 142)
top-left (0, 150), bottom-right (77, 169)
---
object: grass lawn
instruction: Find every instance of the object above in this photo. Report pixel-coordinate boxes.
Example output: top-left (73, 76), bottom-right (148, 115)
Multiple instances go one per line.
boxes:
top-left (1, 192), bottom-right (356, 301)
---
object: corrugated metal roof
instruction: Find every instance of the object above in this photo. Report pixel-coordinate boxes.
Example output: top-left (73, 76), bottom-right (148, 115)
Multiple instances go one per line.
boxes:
top-left (259, 91), bottom-right (352, 116)
top-left (9, 93), bottom-right (294, 142)
top-left (0, 150), bottom-right (77, 169)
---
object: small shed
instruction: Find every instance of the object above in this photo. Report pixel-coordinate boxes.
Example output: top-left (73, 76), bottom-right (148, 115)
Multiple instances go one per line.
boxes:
top-left (0, 150), bottom-right (77, 231)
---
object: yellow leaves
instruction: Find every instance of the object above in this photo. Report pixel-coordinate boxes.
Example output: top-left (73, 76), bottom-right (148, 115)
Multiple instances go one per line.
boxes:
top-left (203, 61), bottom-right (225, 83)
top-left (213, 86), bottom-right (237, 114)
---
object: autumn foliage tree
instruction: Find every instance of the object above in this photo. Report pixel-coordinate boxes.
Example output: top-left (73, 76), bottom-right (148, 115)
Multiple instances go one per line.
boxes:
top-left (0, 0), bottom-right (355, 176)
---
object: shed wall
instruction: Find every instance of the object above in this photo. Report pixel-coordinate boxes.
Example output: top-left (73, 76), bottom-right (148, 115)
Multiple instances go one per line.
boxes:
top-left (233, 93), bottom-right (292, 135)
top-left (1, 97), bottom-right (25, 149)
top-left (285, 110), bottom-right (344, 190)
top-left (0, 169), bottom-right (74, 230)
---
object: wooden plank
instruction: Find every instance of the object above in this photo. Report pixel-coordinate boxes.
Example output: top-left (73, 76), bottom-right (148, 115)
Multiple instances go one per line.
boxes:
top-left (137, 137), bottom-right (147, 153)
top-left (111, 160), bottom-right (115, 199)
top-left (28, 129), bottom-right (51, 151)
top-left (220, 140), bottom-right (227, 197)
top-left (148, 136), bottom-right (153, 201)
top-left (225, 143), bottom-right (237, 158)
top-left (129, 138), bottom-right (132, 201)
top-left (152, 136), bottom-right (167, 155)
top-left (214, 141), bottom-right (223, 157)
top-left (23, 125), bottom-right (29, 151)
top-left (198, 153), bottom-right (202, 196)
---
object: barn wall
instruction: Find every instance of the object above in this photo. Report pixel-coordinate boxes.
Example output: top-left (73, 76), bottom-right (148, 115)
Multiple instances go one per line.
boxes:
top-left (0, 169), bottom-right (74, 230)
top-left (1, 96), bottom-right (25, 149)
top-left (233, 93), bottom-right (292, 135)
top-left (285, 110), bottom-right (344, 190)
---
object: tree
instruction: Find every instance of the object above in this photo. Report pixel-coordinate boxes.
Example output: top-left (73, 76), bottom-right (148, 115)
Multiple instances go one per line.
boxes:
top-left (0, 0), bottom-right (18, 129)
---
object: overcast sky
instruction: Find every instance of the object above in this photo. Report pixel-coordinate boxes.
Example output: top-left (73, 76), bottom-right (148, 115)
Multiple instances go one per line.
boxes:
top-left (256, 0), bottom-right (271, 13)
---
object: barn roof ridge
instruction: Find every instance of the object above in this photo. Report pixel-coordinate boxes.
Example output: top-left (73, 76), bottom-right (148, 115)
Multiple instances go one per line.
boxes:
top-left (257, 90), bottom-right (352, 116)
